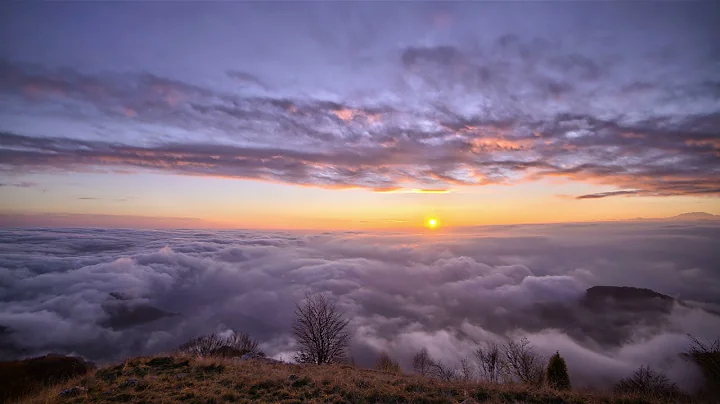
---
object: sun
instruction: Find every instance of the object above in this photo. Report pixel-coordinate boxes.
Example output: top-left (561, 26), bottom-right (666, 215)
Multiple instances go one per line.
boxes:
top-left (426, 218), bottom-right (439, 229)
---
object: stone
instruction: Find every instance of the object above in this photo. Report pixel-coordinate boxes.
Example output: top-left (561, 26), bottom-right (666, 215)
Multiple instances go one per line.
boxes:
top-left (119, 378), bottom-right (141, 388)
top-left (59, 386), bottom-right (87, 397)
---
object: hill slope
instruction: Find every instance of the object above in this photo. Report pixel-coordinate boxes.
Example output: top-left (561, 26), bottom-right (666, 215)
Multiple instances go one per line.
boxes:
top-left (18, 355), bottom-right (667, 404)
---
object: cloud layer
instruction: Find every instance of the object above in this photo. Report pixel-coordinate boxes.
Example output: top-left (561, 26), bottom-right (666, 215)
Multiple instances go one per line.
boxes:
top-left (1, 222), bottom-right (719, 390)
top-left (1, 3), bottom-right (719, 197)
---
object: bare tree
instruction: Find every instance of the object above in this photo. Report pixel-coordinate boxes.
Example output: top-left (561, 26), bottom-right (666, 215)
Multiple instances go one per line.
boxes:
top-left (614, 365), bottom-right (681, 398)
top-left (503, 337), bottom-right (545, 386)
top-left (459, 356), bottom-right (475, 382)
top-left (178, 330), bottom-right (262, 357)
top-left (412, 348), bottom-right (432, 376)
top-left (292, 292), bottom-right (350, 364)
top-left (475, 341), bottom-right (503, 383)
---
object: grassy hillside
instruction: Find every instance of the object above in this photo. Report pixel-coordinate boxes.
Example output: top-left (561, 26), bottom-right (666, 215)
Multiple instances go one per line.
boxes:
top-left (16, 355), bottom-right (673, 404)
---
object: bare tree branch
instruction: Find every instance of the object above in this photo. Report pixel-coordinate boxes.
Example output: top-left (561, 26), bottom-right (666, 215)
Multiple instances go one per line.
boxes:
top-left (292, 292), bottom-right (350, 364)
top-left (177, 330), bottom-right (262, 357)
top-left (475, 341), bottom-right (503, 383)
top-left (502, 337), bottom-right (545, 386)
top-left (412, 348), bottom-right (432, 376)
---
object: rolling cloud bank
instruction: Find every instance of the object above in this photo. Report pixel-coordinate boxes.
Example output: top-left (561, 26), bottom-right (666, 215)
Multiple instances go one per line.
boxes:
top-left (1, 222), bottom-right (720, 390)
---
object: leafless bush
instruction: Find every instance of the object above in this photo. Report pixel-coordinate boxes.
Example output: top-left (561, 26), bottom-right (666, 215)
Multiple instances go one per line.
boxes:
top-left (459, 356), bottom-right (475, 382)
top-left (412, 348), bottom-right (432, 376)
top-left (375, 352), bottom-right (402, 374)
top-left (411, 348), bottom-right (457, 381)
top-left (502, 337), bottom-right (545, 386)
top-left (475, 341), bottom-right (503, 383)
top-left (613, 365), bottom-right (681, 399)
top-left (684, 335), bottom-right (720, 398)
top-left (429, 360), bottom-right (458, 381)
top-left (178, 330), bottom-right (262, 357)
top-left (292, 292), bottom-right (350, 364)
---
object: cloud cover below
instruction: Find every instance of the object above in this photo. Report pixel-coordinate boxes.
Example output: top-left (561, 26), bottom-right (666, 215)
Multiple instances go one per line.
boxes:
top-left (1, 222), bottom-right (720, 390)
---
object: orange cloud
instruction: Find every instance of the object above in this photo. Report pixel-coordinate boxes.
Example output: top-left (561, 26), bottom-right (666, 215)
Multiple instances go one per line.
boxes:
top-left (372, 188), bottom-right (451, 194)
top-left (333, 108), bottom-right (354, 121)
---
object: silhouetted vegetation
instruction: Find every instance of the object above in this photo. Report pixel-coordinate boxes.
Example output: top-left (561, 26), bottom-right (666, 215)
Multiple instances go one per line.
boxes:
top-left (458, 356), bottom-right (474, 382)
top-left (503, 337), bottom-right (545, 386)
top-left (613, 365), bottom-right (681, 399)
top-left (546, 351), bottom-right (571, 390)
top-left (685, 334), bottom-right (720, 399)
top-left (292, 292), bottom-right (350, 364)
top-left (428, 360), bottom-right (457, 381)
top-left (412, 347), bottom-right (432, 376)
top-left (375, 351), bottom-right (401, 374)
top-left (475, 341), bottom-right (502, 383)
top-left (0, 354), bottom-right (94, 403)
top-left (177, 330), bottom-right (263, 357)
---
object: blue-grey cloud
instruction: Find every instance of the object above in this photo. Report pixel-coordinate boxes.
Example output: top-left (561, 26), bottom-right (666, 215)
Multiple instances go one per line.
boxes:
top-left (0, 2), bottom-right (718, 197)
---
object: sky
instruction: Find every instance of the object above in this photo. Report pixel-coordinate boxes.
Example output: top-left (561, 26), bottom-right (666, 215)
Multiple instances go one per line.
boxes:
top-left (1, 2), bottom-right (719, 229)
top-left (2, 223), bottom-right (719, 389)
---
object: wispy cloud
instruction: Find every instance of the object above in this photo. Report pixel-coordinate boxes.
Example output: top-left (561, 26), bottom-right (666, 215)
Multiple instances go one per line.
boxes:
top-left (0, 182), bottom-right (36, 188)
top-left (576, 190), bottom-right (642, 200)
top-left (0, 4), bottom-right (718, 198)
top-left (76, 197), bottom-right (131, 202)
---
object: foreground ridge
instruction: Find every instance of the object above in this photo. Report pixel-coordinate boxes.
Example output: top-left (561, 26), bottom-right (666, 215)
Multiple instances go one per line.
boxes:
top-left (17, 354), bottom-right (674, 404)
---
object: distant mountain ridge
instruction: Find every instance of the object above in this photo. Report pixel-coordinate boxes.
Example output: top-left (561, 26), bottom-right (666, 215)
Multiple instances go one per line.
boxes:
top-left (667, 212), bottom-right (719, 220)
top-left (584, 286), bottom-right (674, 303)
top-left (632, 212), bottom-right (720, 221)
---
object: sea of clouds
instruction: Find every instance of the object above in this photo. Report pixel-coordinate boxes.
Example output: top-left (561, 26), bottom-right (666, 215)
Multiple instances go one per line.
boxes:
top-left (1, 221), bottom-right (719, 390)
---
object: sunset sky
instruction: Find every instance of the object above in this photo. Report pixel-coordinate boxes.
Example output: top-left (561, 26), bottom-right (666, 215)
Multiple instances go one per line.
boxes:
top-left (1, 2), bottom-right (718, 229)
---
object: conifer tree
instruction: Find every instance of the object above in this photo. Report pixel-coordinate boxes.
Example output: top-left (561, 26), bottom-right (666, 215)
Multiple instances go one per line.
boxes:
top-left (546, 351), bottom-right (571, 390)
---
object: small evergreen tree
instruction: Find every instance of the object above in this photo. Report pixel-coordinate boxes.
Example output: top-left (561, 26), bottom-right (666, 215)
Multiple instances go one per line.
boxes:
top-left (546, 351), bottom-right (571, 390)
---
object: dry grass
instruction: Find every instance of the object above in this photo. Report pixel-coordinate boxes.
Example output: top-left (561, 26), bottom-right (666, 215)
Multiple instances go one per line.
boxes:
top-left (14, 354), bottom-right (687, 404)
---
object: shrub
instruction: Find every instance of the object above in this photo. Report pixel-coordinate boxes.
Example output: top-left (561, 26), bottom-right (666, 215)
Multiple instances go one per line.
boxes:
top-left (475, 341), bottom-right (502, 383)
top-left (0, 354), bottom-right (94, 402)
top-left (546, 351), bottom-right (571, 390)
top-left (684, 334), bottom-right (720, 398)
top-left (413, 348), bottom-right (432, 376)
top-left (458, 356), bottom-right (475, 382)
top-left (613, 365), bottom-right (681, 399)
top-left (375, 352), bottom-right (402, 374)
top-left (178, 330), bottom-right (263, 357)
top-left (428, 360), bottom-right (457, 381)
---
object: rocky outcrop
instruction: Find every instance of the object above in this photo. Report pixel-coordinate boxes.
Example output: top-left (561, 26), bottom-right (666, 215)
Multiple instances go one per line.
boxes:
top-left (101, 293), bottom-right (176, 330)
